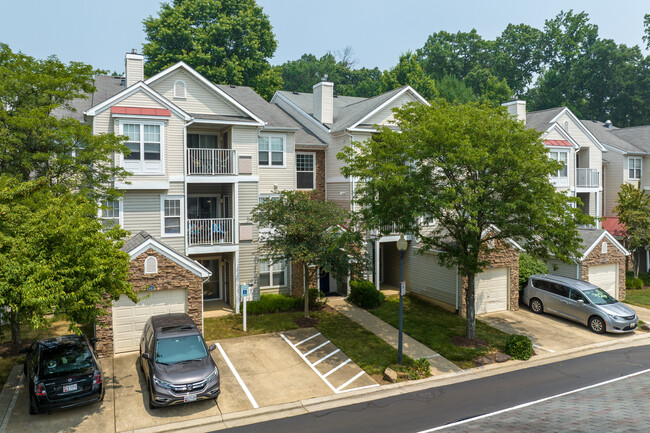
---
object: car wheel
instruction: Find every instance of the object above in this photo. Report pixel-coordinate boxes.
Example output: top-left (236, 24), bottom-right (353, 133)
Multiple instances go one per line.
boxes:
top-left (139, 355), bottom-right (144, 373)
top-left (148, 387), bottom-right (156, 410)
top-left (589, 316), bottom-right (606, 334)
top-left (28, 395), bottom-right (38, 415)
top-left (530, 298), bottom-right (544, 314)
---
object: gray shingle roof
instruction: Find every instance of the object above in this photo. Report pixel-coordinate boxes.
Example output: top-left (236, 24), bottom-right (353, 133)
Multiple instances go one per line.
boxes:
top-left (580, 120), bottom-right (645, 154)
top-left (577, 228), bottom-right (606, 256)
top-left (610, 125), bottom-right (650, 153)
top-left (525, 107), bottom-right (565, 132)
top-left (52, 75), bottom-right (125, 121)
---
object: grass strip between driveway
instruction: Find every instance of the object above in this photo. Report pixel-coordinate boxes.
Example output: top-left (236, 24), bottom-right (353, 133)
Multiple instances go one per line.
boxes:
top-left (370, 295), bottom-right (510, 368)
top-left (624, 287), bottom-right (650, 309)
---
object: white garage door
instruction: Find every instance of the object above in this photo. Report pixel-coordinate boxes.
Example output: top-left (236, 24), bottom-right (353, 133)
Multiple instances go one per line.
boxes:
top-left (475, 268), bottom-right (509, 314)
top-left (588, 263), bottom-right (618, 299)
top-left (112, 289), bottom-right (187, 354)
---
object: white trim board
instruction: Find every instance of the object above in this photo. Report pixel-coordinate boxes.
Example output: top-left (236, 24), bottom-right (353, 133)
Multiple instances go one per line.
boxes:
top-left (128, 238), bottom-right (211, 278)
top-left (349, 86), bottom-right (430, 131)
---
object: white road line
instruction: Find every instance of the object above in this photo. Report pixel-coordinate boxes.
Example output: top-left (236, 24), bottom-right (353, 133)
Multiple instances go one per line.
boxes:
top-left (533, 344), bottom-right (555, 353)
top-left (281, 334), bottom-right (338, 393)
top-left (0, 373), bottom-right (23, 433)
top-left (295, 332), bottom-right (321, 347)
top-left (416, 367), bottom-right (650, 432)
top-left (215, 343), bottom-right (258, 409)
top-left (313, 349), bottom-right (340, 366)
top-left (304, 341), bottom-right (331, 357)
top-left (335, 370), bottom-right (366, 392)
top-left (323, 359), bottom-right (351, 378)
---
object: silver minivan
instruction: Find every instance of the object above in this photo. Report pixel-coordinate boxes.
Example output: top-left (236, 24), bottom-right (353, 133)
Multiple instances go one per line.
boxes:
top-left (522, 274), bottom-right (638, 333)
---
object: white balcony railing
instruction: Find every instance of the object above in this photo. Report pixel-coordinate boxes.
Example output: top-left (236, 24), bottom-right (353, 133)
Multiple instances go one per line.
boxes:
top-left (576, 168), bottom-right (599, 188)
top-left (187, 149), bottom-right (236, 175)
top-left (187, 218), bottom-right (234, 246)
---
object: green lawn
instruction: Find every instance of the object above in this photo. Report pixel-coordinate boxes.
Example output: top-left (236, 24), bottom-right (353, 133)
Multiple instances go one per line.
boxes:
top-left (370, 295), bottom-right (511, 368)
top-left (624, 287), bottom-right (650, 309)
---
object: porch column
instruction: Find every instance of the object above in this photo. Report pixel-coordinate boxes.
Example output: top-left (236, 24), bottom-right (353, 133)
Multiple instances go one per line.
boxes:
top-left (375, 239), bottom-right (381, 291)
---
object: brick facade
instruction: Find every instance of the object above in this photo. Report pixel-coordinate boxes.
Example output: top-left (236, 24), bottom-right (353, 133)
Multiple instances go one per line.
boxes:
top-left (581, 238), bottom-right (627, 300)
top-left (459, 238), bottom-right (520, 317)
top-left (95, 249), bottom-right (204, 356)
top-left (290, 261), bottom-right (318, 297)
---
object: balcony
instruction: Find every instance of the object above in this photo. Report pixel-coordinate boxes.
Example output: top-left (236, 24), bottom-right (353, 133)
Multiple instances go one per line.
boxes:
top-left (187, 149), bottom-right (237, 175)
top-left (187, 218), bottom-right (234, 246)
top-left (576, 168), bottom-right (599, 188)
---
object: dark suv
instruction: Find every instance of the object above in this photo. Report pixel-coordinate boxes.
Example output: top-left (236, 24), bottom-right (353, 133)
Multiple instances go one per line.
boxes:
top-left (140, 313), bottom-right (220, 408)
top-left (22, 335), bottom-right (104, 414)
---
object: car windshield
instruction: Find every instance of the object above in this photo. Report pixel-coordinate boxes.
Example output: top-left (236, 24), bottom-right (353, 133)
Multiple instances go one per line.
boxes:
top-left (155, 335), bottom-right (207, 364)
top-left (583, 288), bottom-right (617, 305)
top-left (39, 341), bottom-right (94, 379)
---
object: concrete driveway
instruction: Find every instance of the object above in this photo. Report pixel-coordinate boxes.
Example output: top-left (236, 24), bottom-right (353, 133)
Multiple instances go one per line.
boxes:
top-left (479, 306), bottom-right (641, 354)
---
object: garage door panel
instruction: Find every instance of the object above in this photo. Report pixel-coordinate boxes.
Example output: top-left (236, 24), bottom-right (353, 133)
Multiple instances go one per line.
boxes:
top-left (475, 268), bottom-right (508, 314)
top-left (588, 264), bottom-right (618, 298)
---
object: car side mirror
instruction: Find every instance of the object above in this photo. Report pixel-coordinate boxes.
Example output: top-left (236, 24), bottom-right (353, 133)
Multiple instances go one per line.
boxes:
top-left (18, 347), bottom-right (29, 354)
top-left (142, 352), bottom-right (152, 360)
top-left (577, 299), bottom-right (585, 305)
top-left (208, 344), bottom-right (216, 352)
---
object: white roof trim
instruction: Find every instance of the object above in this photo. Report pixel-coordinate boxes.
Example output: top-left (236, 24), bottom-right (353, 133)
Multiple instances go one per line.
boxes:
top-left (581, 230), bottom-right (630, 260)
top-left (350, 86), bottom-right (430, 131)
top-left (542, 124), bottom-right (581, 150)
top-left (550, 108), bottom-right (606, 152)
top-left (190, 118), bottom-right (261, 126)
top-left (127, 238), bottom-right (211, 278)
top-left (144, 62), bottom-right (265, 126)
top-left (84, 82), bottom-right (191, 121)
top-left (601, 143), bottom-right (629, 155)
top-left (483, 224), bottom-right (524, 251)
top-left (271, 92), bottom-right (331, 133)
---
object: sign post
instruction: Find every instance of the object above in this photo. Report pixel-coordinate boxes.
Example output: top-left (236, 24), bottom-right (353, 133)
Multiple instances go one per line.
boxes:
top-left (240, 284), bottom-right (249, 332)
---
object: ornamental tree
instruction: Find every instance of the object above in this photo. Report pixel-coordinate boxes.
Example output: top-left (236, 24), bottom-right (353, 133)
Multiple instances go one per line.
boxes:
top-left (614, 184), bottom-right (650, 277)
top-left (340, 101), bottom-right (591, 339)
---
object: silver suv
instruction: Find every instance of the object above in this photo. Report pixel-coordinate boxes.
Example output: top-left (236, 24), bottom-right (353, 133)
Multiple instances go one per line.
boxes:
top-left (522, 274), bottom-right (638, 334)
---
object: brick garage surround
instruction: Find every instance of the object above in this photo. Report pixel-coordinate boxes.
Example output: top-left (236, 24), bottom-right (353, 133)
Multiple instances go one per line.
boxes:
top-left (581, 238), bottom-right (627, 300)
top-left (458, 239), bottom-right (520, 317)
top-left (95, 249), bottom-right (203, 356)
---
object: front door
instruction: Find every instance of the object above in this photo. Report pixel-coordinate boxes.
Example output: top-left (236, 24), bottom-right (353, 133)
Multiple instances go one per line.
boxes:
top-left (319, 268), bottom-right (330, 294)
top-left (200, 259), bottom-right (222, 300)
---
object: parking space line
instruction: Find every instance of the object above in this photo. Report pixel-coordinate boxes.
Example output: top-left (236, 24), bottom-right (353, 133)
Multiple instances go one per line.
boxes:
top-left (313, 349), bottom-right (340, 366)
top-left (335, 371), bottom-right (365, 392)
top-left (281, 334), bottom-right (338, 393)
top-left (215, 343), bottom-right (259, 409)
top-left (304, 340), bottom-right (330, 356)
top-left (323, 359), bottom-right (351, 377)
top-left (533, 344), bottom-right (555, 353)
top-left (295, 332), bottom-right (321, 347)
top-left (340, 383), bottom-right (380, 394)
top-left (0, 373), bottom-right (23, 433)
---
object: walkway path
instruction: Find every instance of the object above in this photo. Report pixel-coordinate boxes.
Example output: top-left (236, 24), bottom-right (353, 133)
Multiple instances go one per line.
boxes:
top-left (327, 297), bottom-right (461, 375)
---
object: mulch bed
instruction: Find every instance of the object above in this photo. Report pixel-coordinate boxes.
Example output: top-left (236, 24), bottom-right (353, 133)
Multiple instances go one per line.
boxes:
top-left (450, 336), bottom-right (489, 348)
top-left (294, 316), bottom-right (320, 328)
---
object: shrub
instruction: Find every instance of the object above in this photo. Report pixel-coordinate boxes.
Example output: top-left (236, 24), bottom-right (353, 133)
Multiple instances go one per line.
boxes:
top-left (242, 294), bottom-right (300, 314)
top-left (504, 334), bottom-right (533, 360)
top-left (626, 277), bottom-right (643, 290)
top-left (348, 280), bottom-right (384, 309)
top-left (518, 253), bottom-right (548, 290)
top-left (639, 272), bottom-right (650, 287)
top-left (626, 270), bottom-right (635, 279)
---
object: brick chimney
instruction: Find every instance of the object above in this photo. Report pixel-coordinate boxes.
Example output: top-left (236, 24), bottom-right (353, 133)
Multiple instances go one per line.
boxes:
top-left (125, 49), bottom-right (144, 87)
top-left (313, 77), bottom-right (333, 125)
top-left (502, 99), bottom-right (526, 125)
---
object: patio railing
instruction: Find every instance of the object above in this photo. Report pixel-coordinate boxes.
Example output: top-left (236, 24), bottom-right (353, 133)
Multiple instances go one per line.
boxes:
top-left (187, 149), bottom-right (236, 175)
top-left (187, 218), bottom-right (234, 246)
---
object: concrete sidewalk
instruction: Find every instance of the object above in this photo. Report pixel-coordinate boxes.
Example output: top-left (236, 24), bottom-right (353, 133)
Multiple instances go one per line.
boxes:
top-left (629, 303), bottom-right (650, 323)
top-left (327, 297), bottom-right (461, 375)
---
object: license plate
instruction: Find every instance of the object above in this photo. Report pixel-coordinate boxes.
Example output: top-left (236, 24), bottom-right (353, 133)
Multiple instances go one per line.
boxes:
top-left (183, 394), bottom-right (197, 403)
top-left (63, 384), bottom-right (78, 393)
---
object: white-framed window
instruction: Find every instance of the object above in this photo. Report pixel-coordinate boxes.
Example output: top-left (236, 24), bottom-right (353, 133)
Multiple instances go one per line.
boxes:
top-left (100, 199), bottom-right (122, 230)
top-left (549, 150), bottom-right (568, 178)
top-left (296, 153), bottom-right (315, 189)
top-left (628, 157), bottom-right (642, 180)
top-left (258, 135), bottom-right (285, 167)
top-left (120, 121), bottom-right (164, 174)
top-left (144, 256), bottom-right (158, 274)
top-left (161, 195), bottom-right (183, 236)
top-left (602, 242), bottom-right (607, 254)
top-left (174, 80), bottom-right (186, 99)
top-left (259, 259), bottom-right (287, 288)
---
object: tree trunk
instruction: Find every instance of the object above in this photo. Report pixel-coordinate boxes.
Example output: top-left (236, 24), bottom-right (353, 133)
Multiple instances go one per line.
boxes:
top-left (465, 273), bottom-right (477, 340)
top-left (10, 311), bottom-right (22, 346)
top-left (303, 262), bottom-right (309, 319)
top-left (633, 249), bottom-right (640, 278)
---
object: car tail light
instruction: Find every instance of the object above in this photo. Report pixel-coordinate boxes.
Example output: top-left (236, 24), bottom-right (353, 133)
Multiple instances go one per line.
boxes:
top-left (34, 383), bottom-right (46, 396)
top-left (93, 372), bottom-right (102, 385)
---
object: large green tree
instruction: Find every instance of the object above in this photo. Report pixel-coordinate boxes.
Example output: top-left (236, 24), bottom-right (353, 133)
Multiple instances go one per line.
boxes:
top-left (340, 101), bottom-right (591, 339)
top-left (0, 177), bottom-right (136, 345)
top-left (0, 43), bottom-right (129, 201)
top-left (251, 191), bottom-right (366, 318)
top-left (614, 184), bottom-right (650, 277)
top-left (380, 52), bottom-right (438, 101)
top-left (143, 0), bottom-right (282, 100)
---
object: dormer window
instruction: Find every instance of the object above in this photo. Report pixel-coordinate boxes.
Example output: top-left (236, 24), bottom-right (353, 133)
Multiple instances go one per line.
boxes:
top-left (174, 80), bottom-right (186, 99)
top-left (145, 256), bottom-right (158, 274)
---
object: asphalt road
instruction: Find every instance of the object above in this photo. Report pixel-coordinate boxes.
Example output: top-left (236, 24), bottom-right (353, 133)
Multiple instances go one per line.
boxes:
top-left (221, 345), bottom-right (650, 433)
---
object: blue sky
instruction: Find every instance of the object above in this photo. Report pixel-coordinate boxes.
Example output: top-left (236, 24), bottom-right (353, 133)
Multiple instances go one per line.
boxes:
top-left (1, 0), bottom-right (648, 74)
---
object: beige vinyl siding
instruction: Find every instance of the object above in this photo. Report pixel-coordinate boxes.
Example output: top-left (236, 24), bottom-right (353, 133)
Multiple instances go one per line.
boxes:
top-left (238, 181), bottom-right (259, 288)
top-left (169, 182), bottom-right (184, 195)
top-left (405, 247), bottom-right (458, 308)
top-left (546, 259), bottom-right (580, 279)
top-left (126, 58), bottom-right (144, 86)
top-left (149, 69), bottom-right (247, 117)
top-left (231, 126), bottom-right (259, 177)
top-left (363, 92), bottom-right (419, 127)
top-left (544, 129), bottom-right (575, 191)
top-left (326, 132), bottom-right (351, 180)
top-left (602, 154), bottom-right (626, 217)
top-left (556, 112), bottom-right (603, 189)
top-left (238, 242), bottom-right (257, 289)
top-left (115, 92), bottom-right (164, 109)
top-left (122, 191), bottom-right (162, 238)
top-left (326, 182), bottom-right (351, 210)
top-left (258, 132), bottom-right (295, 194)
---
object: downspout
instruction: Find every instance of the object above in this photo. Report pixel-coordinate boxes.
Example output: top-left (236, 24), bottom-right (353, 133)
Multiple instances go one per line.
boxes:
top-left (455, 265), bottom-right (459, 313)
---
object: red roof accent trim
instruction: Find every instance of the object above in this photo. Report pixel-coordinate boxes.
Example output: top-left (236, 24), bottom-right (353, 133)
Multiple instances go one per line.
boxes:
top-left (544, 140), bottom-right (572, 147)
top-left (111, 106), bottom-right (171, 117)
top-left (602, 217), bottom-right (626, 237)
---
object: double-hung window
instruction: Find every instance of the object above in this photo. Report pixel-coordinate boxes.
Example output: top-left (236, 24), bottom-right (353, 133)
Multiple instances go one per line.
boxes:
top-left (628, 157), bottom-right (642, 180)
top-left (122, 121), bottom-right (164, 174)
top-left (259, 259), bottom-right (286, 288)
top-left (100, 200), bottom-right (121, 230)
top-left (296, 153), bottom-right (315, 189)
top-left (258, 136), bottom-right (284, 166)
top-left (549, 151), bottom-right (568, 178)
top-left (161, 196), bottom-right (183, 236)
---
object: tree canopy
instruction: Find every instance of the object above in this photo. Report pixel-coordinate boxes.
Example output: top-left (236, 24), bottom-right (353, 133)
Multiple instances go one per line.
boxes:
top-left (613, 184), bottom-right (650, 277)
top-left (143, 0), bottom-right (282, 100)
top-left (340, 101), bottom-right (592, 338)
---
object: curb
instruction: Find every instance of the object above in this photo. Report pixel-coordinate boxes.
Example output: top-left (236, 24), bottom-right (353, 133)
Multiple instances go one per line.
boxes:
top-left (0, 366), bottom-right (23, 432)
